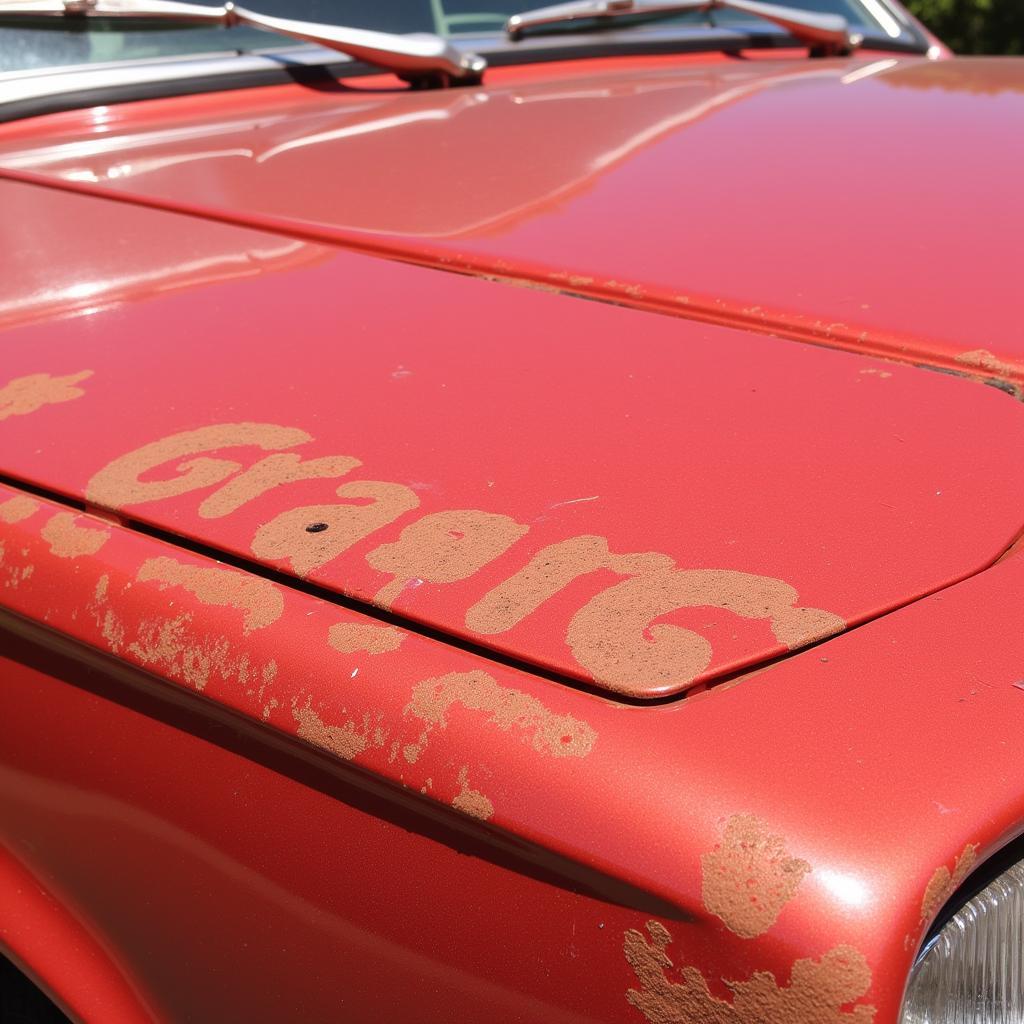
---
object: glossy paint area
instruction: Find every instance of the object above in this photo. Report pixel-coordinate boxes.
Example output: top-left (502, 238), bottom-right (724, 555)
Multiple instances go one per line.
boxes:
top-left (2, 181), bottom-right (1024, 701)
top-left (1, 55), bottom-right (1022, 384)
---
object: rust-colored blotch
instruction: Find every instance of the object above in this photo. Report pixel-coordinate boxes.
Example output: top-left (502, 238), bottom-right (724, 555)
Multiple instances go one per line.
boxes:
top-left (920, 843), bottom-right (978, 925)
top-left (0, 370), bottom-right (92, 421)
top-left (701, 813), bottom-right (811, 939)
top-left (624, 921), bottom-right (875, 1023)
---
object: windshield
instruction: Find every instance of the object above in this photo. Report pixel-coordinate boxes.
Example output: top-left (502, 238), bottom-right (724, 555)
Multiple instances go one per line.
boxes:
top-left (0, 0), bottom-right (909, 74)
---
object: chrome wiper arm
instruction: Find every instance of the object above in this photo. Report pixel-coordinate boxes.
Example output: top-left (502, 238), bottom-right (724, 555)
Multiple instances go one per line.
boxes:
top-left (0, 0), bottom-right (487, 87)
top-left (506, 0), bottom-right (861, 56)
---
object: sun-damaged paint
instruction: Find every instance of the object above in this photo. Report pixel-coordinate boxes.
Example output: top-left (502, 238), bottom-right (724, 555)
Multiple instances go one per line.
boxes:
top-left (3, 475), bottom-right (1024, 1022)
top-left (2, 36), bottom-right (1024, 1024)
top-left (1, 55), bottom-right (1022, 386)
top-left (2, 180), bottom-right (1024, 701)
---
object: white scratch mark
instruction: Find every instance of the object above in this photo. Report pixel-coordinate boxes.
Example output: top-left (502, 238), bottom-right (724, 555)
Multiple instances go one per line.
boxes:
top-left (548, 495), bottom-right (600, 509)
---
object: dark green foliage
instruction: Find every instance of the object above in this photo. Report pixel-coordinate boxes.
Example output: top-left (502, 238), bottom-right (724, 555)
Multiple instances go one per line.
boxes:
top-left (904, 0), bottom-right (1024, 54)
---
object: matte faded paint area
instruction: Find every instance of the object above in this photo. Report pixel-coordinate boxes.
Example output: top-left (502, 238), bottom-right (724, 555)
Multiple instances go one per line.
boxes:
top-left (1, 180), bottom-right (1023, 699)
top-left (0, 55), bottom-right (1022, 384)
top-left (4, 468), bottom-right (1024, 1023)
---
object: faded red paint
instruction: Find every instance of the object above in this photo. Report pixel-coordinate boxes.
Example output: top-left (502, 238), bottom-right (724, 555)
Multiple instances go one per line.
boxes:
top-left (2, 179), bottom-right (1024, 701)
top-left (1, 33), bottom-right (1023, 1024)
top-left (5, 470), bottom-right (1024, 1021)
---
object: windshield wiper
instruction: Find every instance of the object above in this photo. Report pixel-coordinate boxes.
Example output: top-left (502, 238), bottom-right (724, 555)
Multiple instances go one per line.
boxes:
top-left (0, 0), bottom-right (487, 87)
top-left (506, 0), bottom-right (861, 56)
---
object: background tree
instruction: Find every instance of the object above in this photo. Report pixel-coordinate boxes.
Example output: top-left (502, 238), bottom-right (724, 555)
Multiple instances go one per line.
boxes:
top-left (905, 0), bottom-right (1024, 53)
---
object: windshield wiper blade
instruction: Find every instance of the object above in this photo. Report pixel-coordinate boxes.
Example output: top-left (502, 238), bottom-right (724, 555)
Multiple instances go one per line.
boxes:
top-left (0, 0), bottom-right (487, 87)
top-left (506, 0), bottom-right (862, 56)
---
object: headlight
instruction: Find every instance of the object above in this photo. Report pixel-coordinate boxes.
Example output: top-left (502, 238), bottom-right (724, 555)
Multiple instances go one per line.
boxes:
top-left (900, 856), bottom-right (1024, 1022)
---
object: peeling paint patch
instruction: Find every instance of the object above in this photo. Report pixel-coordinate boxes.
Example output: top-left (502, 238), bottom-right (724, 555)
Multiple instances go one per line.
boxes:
top-left (125, 614), bottom-right (252, 691)
top-left (920, 843), bottom-right (978, 924)
top-left (452, 765), bottom-right (494, 821)
top-left (0, 370), bottom-right (92, 421)
top-left (466, 535), bottom-right (671, 635)
top-left (89, 575), bottom-right (268, 691)
top-left (136, 556), bottom-right (283, 633)
top-left (954, 349), bottom-right (1017, 379)
top-left (0, 539), bottom-right (34, 590)
top-left (292, 699), bottom-right (368, 760)
top-left (567, 568), bottom-right (846, 695)
top-left (86, 422), bottom-right (311, 510)
top-left (403, 669), bottom-right (596, 763)
top-left (40, 511), bottom-right (109, 558)
top-left (858, 368), bottom-right (892, 379)
top-left (198, 452), bottom-right (361, 519)
top-left (701, 814), bottom-right (811, 938)
top-left (252, 481), bottom-right (420, 577)
top-left (0, 495), bottom-right (39, 524)
top-left (327, 620), bottom-right (406, 655)
top-left (624, 921), bottom-right (875, 1023)
top-left (77, 424), bottom-right (856, 696)
top-left (367, 509), bottom-right (529, 608)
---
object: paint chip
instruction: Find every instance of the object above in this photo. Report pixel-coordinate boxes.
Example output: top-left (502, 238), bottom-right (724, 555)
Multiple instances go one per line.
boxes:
top-left (41, 511), bottom-right (109, 558)
top-left (0, 370), bottom-right (92, 421)
top-left (136, 556), bottom-right (283, 633)
top-left (701, 814), bottom-right (811, 938)
top-left (292, 701), bottom-right (368, 760)
top-left (404, 669), bottom-right (596, 764)
top-left (0, 495), bottom-right (39, 524)
top-left (328, 620), bottom-right (406, 655)
top-left (920, 843), bottom-right (978, 924)
top-left (954, 349), bottom-right (1017, 378)
top-left (452, 765), bottom-right (495, 821)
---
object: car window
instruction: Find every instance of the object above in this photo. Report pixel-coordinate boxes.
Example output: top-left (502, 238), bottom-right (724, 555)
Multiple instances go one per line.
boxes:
top-left (0, 0), bottom-right (905, 75)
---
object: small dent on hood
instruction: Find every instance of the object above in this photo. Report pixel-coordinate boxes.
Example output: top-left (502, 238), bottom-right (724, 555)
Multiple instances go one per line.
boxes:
top-left (366, 509), bottom-right (529, 609)
top-left (624, 921), bottom-right (875, 1023)
top-left (403, 669), bottom-right (596, 764)
top-left (136, 555), bottom-right (283, 633)
top-left (701, 813), bottom-right (811, 939)
top-left (327, 620), bottom-right (406, 655)
top-left (251, 480), bottom-right (419, 577)
top-left (0, 370), bottom-right (92, 421)
top-left (41, 511), bottom-right (109, 559)
top-left (920, 843), bottom-right (978, 925)
top-left (451, 765), bottom-right (494, 821)
top-left (0, 495), bottom-right (40, 524)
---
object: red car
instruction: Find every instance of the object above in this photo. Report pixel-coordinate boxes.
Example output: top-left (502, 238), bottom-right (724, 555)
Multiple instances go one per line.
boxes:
top-left (1, 2), bottom-right (1022, 1021)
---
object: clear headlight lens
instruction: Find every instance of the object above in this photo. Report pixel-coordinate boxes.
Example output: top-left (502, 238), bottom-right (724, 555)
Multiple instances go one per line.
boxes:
top-left (901, 857), bottom-right (1024, 1023)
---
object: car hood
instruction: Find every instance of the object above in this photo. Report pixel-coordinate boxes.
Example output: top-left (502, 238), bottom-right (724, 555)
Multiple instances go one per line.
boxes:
top-left (0, 53), bottom-right (1022, 387)
top-left (1, 176), bottom-right (1023, 699)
